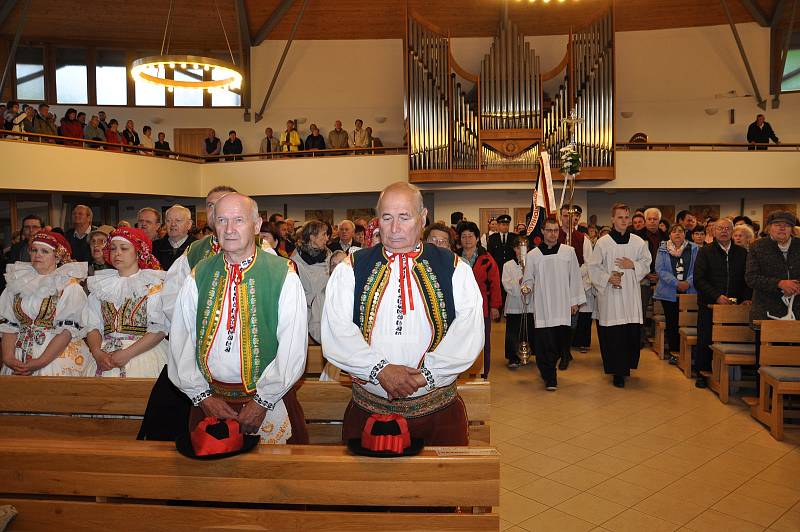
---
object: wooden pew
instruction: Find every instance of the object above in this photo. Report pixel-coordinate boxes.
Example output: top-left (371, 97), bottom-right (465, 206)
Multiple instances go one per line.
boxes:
top-left (0, 376), bottom-right (491, 445)
top-left (652, 299), bottom-right (666, 359)
top-left (750, 320), bottom-right (800, 441)
top-left (0, 438), bottom-right (499, 531)
top-left (704, 304), bottom-right (756, 404)
top-left (676, 294), bottom-right (698, 378)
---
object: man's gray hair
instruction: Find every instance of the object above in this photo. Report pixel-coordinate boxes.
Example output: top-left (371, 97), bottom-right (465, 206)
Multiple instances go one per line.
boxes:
top-left (644, 207), bottom-right (662, 220)
top-left (165, 204), bottom-right (192, 221)
top-left (339, 219), bottom-right (355, 230)
top-left (73, 204), bottom-right (93, 219)
top-left (376, 182), bottom-right (425, 214)
top-left (138, 207), bottom-right (161, 223)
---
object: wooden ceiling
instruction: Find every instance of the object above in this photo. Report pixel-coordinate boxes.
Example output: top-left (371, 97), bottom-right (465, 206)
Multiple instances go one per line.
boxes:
top-left (0, 0), bottom-right (785, 51)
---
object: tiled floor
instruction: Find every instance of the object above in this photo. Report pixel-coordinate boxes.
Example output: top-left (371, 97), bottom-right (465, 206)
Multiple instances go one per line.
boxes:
top-left (488, 322), bottom-right (800, 531)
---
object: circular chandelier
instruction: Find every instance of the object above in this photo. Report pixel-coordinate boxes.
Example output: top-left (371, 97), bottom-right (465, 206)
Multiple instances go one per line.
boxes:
top-left (131, 0), bottom-right (242, 92)
top-left (131, 55), bottom-right (242, 93)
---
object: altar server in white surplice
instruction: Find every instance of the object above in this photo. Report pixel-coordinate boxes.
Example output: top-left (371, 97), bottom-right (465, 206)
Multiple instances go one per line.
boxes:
top-left (588, 203), bottom-right (652, 388)
top-left (523, 217), bottom-right (585, 391)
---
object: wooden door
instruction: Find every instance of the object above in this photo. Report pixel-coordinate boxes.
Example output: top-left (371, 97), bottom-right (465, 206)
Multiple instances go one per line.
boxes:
top-left (173, 128), bottom-right (210, 157)
top-left (479, 208), bottom-right (508, 236)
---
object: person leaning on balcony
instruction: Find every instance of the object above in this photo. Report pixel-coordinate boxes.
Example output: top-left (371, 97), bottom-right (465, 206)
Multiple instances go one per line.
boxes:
top-left (350, 118), bottom-right (369, 150)
top-left (203, 128), bottom-right (222, 162)
top-left (280, 120), bottom-right (302, 152)
top-left (83, 115), bottom-right (106, 146)
top-left (32, 104), bottom-right (57, 139)
top-left (746, 114), bottom-right (779, 151)
top-left (259, 127), bottom-right (279, 154)
top-left (154, 132), bottom-right (171, 157)
top-left (222, 130), bottom-right (243, 161)
top-left (140, 126), bottom-right (155, 153)
top-left (305, 123), bottom-right (326, 151)
top-left (328, 120), bottom-right (349, 150)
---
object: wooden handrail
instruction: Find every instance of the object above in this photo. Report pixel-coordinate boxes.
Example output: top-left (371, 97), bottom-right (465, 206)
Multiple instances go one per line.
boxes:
top-left (0, 131), bottom-right (407, 162)
top-left (616, 142), bottom-right (800, 150)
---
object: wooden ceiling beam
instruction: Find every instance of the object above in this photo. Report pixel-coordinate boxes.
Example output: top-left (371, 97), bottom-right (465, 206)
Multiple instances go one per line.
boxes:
top-left (0, 0), bottom-right (18, 28)
top-left (739, 0), bottom-right (771, 25)
top-left (252, 0), bottom-right (295, 46)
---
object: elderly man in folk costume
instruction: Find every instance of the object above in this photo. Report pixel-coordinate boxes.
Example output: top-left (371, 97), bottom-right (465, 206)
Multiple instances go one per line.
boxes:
top-left (168, 193), bottom-right (309, 443)
top-left (321, 182), bottom-right (484, 445)
top-left (588, 203), bottom-right (652, 388)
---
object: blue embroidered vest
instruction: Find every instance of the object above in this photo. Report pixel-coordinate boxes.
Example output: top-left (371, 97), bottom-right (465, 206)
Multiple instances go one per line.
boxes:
top-left (351, 243), bottom-right (457, 352)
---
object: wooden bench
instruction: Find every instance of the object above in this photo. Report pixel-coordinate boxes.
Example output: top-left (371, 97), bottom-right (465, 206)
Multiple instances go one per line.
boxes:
top-left (676, 294), bottom-right (698, 378)
top-left (0, 438), bottom-right (499, 531)
top-left (750, 320), bottom-right (800, 441)
top-left (0, 376), bottom-right (491, 445)
top-left (704, 304), bottom-right (756, 404)
top-left (652, 300), bottom-right (666, 359)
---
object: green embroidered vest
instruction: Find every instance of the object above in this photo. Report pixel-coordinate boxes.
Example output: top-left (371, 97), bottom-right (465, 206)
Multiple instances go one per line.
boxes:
top-left (186, 235), bottom-right (220, 269)
top-left (193, 249), bottom-right (288, 395)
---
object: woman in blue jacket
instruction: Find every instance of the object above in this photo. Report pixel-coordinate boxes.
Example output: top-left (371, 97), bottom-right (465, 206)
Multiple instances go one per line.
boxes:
top-left (654, 224), bottom-right (699, 364)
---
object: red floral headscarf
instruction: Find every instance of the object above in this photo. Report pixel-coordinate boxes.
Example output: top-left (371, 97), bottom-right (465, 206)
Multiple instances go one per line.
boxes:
top-left (30, 231), bottom-right (73, 264)
top-left (104, 227), bottom-right (161, 270)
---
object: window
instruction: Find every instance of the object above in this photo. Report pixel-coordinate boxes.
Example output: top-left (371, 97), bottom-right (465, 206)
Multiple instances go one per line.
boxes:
top-left (96, 50), bottom-right (127, 105)
top-left (135, 63), bottom-right (166, 106)
top-left (174, 67), bottom-right (204, 106)
top-left (782, 49), bottom-right (800, 93)
top-left (55, 48), bottom-right (88, 104)
top-left (211, 63), bottom-right (241, 107)
top-left (15, 47), bottom-right (45, 101)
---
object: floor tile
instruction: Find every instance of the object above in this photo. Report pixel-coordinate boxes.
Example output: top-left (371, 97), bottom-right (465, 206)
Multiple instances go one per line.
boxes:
top-left (588, 477), bottom-right (656, 506)
top-left (601, 508), bottom-right (680, 532)
top-left (615, 464), bottom-right (683, 491)
top-left (518, 508), bottom-right (596, 532)
top-left (634, 493), bottom-right (708, 525)
top-left (733, 478), bottom-right (800, 509)
top-left (501, 463), bottom-right (541, 490)
top-left (499, 489), bottom-right (549, 525)
top-left (556, 492), bottom-right (627, 525)
top-left (712, 492), bottom-right (790, 527)
top-left (684, 509), bottom-right (765, 532)
top-left (510, 452), bottom-right (571, 477)
top-left (514, 477), bottom-right (581, 507)
top-left (546, 464), bottom-right (610, 490)
top-left (576, 452), bottom-right (638, 476)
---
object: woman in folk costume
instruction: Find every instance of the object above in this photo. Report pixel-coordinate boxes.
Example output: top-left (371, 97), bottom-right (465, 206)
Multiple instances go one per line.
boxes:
top-left (84, 227), bottom-right (169, 378)
top-left (0, 231), bottom-right (94, 376)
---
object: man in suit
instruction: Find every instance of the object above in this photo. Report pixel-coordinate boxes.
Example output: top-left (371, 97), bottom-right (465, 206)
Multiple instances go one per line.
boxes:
top-left (64, 204), bottom-right (95, 262)
top-left (487, 214), bottom-right (517, 303)
top-left (328, 219), bottom-right (359, 254)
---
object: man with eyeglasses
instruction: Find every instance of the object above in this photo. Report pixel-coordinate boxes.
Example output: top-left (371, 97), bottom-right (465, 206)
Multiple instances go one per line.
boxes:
top-left (693, 217), bottom-right (752, 389)
top-left (6, 214), bottom-right (43, 262)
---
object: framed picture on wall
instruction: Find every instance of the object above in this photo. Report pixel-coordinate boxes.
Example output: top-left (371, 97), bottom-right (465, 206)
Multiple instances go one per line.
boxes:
top-left (196, 211), bottom-right (208, 229)
top-left (479, 208), bottom-right (508, 235)
top-left (305, 209), bottom-right (334, 225)
top-left (763, 204), bottom-right (797, 227)
top-left (347, 208), bottom-right (376, 223)
top-left (689, 204), bottom-right (720, 223)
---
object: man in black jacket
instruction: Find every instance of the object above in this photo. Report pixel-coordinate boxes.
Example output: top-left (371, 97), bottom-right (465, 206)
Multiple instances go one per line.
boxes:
top-left (693, 218), bottom-right (752, 388)
top-left (746, 114), bottom-right (779, 150)
top-left (64, 204), bottom-right (95, 262)
top-left (6, 214), bottom-right (43, 263)
top-left (152, 205), bottom-right (196, 271)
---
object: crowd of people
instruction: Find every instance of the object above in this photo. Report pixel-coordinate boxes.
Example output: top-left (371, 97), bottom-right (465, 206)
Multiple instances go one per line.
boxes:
top-left (2, 102), bottom-right (385, 158)
top-left (0, 183), bottom-right (798, 452)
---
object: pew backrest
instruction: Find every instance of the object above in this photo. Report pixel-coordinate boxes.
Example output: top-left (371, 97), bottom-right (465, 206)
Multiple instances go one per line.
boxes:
top-left (711, 304), bottom-right (755, 343)
top-left (760, 320), bottom-right (800, 366)
top-left (678, 294), bottom-right (698, 326)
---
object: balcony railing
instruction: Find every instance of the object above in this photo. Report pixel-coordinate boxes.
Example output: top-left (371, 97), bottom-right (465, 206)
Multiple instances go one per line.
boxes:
top-left (616, 142), bottom-right (800, 151)
top-left (0, 131), bottom-right (408, 162)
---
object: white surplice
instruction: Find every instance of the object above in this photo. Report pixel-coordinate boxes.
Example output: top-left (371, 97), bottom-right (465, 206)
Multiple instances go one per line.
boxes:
top-left (502, 259), bottom-right (525, 315)
top-left (320, 253), bottom-right (484, 399)
top-left (588, 233), bottom-right (651, 326)
top-left (523, 244), bottom-right (586, 329)
top-left (168, 260), bottom-right (308, 443)
top-left (161, 253), bottom-right (191, 328)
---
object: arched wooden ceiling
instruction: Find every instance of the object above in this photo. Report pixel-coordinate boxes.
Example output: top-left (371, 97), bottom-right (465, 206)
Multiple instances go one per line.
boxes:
top-left (0, 0), bottom-right (784, 51)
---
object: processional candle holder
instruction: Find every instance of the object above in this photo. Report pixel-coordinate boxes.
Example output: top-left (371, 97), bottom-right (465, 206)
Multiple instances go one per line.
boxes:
top-left (561, 107), bottom-right (584, 247)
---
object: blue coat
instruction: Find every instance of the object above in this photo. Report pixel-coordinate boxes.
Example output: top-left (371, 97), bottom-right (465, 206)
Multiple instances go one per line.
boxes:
top-left (654, 241), bottom-right (699, 302)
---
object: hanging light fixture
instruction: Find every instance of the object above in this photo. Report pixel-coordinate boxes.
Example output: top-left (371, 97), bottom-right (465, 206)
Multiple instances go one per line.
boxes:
top-left (131, 0), bottom-right (242, 92)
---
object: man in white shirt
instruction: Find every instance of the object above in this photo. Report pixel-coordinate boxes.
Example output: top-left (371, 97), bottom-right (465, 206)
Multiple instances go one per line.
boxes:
top-left (64, 204), bottom-right (95, 262)
top-left (152, 204), bottom-right (196, 271)
top-left (328, 219), bottom-right (359, 254)
top-left (524, 217), bottom-right (585, 390)
top-left (349, 119), bottom-right (369, 149)
top-left (169, 193), bottom-right (309, 443)
top-left (588, 203), bottom-right (652, 388)
top-left (321, 182), bottom-right (484, 445)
